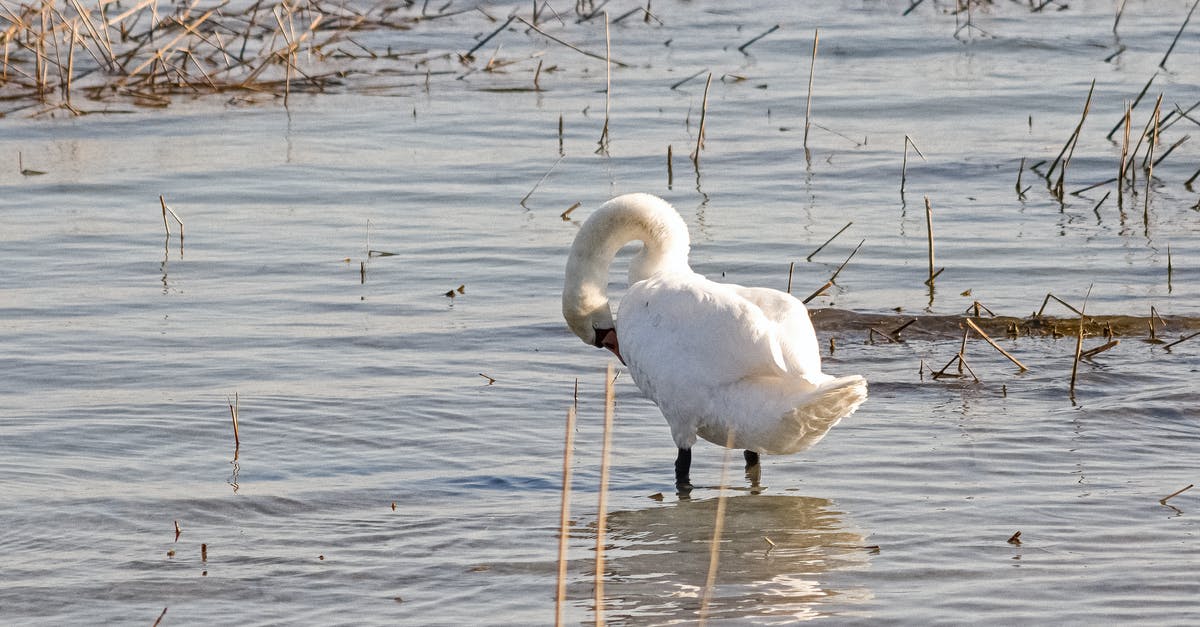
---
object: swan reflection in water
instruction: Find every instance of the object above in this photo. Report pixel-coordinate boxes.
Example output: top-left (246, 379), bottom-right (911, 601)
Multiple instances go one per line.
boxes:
top-left (571, 494), bottom-right (874, 623)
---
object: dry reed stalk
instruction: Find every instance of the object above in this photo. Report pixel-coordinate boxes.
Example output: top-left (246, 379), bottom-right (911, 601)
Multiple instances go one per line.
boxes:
top-left (1164, 330), bottom-right (1200, 350)
top-left (828, 239), bottom-right (864, 284)
top-left (1015, 156), bottom-right (1026, 198)
top-left (802, 281), bottom-right (832, 304)
top-left (465, 14), bottom-right (514, 58)
top-left (738, 24), bottom-right (779, 53)
top-left (1080, 339), bottom-right (1119, 359)
top-left (1049, 79), bottom-right (1096, 197)
top-left (598, 12), bottom-right (610, 150)
top-left (806, 221), bottom-right (852, 261)
top-left (1152, 135), bottom-right (1189, 169)
top-left (1168, 244), bottom-right (1174, 292)
top-left (152, 608), bottom-right (168, 627)
top-left (1114, 0), bottom-right (1128, 32)
top-left (666, 145), bottom-right (674, 187)
top-left (892, 318), bottom-right (917, 337)
top-left (1069, 315), bottom-right (1084, 394)
top-left (555, 405), bottom-right (577, 627)
top-left (1144, 100), bottom-right (1161, 223)
top-left (803, 29), bottom-right (818, 153)
top-left (902, 135), bottom-right (925, 193)
top-left (1159, 0), bottom-right (1199, 69)
top-left (964, 318), bottom-right (1028, 371)
top-left (560, 202), bottom-right (580, 221)
top-left (786, 261), bottom-right (794, 294)
top-left (520, 155), bottom-right (564, 206)
top-left (1108, 72), bottom-right (1157, 140)
top-left (1036, 293), bottom-right (1083, 318)
top-left (690, 73), bottom-right (712, 165)
top-left (923, 196), bottom-right (938, 286)
top-left (670, 68), bottom-right (707, 91)
top-left (1119, 105), bottom-right (1131, 191)
top-left (558, 114), bottom-right (564, 153)
top-left (160, 195), bottom-right (171, 236)
top-left (515, 16), bottom-right (627, 66)
top-left (229, 392), bottom-right (240, 449)
top-left (174, 520), bottom-right (181, 539)
top-left (699, 430), bottom-right (736, 624)
top-left (1160, 484), bottom-right (1194, 504)
top-left (594, 362), bottom-right (615, 625)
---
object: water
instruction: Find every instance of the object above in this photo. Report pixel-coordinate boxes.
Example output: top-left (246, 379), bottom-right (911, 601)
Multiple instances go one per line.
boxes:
top-left (2, 1), bottom-right (1199, 623)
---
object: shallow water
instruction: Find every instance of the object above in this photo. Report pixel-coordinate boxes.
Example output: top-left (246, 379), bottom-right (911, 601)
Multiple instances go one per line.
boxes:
top-left (2, 1), bottom-right (1199, 624)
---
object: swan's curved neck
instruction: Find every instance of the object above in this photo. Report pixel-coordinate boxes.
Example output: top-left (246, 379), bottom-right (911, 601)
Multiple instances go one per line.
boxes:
top-left (563, 194), bottom-right (691, 344)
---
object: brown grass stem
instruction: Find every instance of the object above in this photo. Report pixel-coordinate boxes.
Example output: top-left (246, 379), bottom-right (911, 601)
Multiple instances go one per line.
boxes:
top-left (594, 362), bottom-right (615, 625)
top-left (690, 72), bottom-right (712, 165)
top-left (229, 392), bottom-right (240, 451)
top-left (738, 24), bottom-right (779, 53)
top-left (806, 221), bottom-right (852, 261)
top-left (802, 281), bottom-right (832, 305)
top-left (1080, 339), bottom-right (1119, 359)
top-left (1036, 293), bottom-right (1083, 318)
top-left (465, 14), bottom-right (515, 58)
top-left (965, 318), bottom-right (1028, 371)
top-left (901, 135), bottom-right (925, 193)
top-left (1108, 72), bottom-right (1156, 140)
top-left (1159, 0), bottom-right (1199, 69)
top-left (515, 16), bottom-right (629, 67)
top-left (786, 261), bottom-right (794, 294)
top-left (923, 196), bottom-right (939, 286)
top-left (1049, 78), bottom-right (1096, 196)
top-left (666, 144), bottom-right (674, 188)
top-left (560, 202), bottom-right (580, 221)
top-left (520, 155), bottom-right (564, 207)
top-left (1160, 483), bottom-right (1194, 504)
top-left (1164, 330), bottom-right (1200, 350)
top-left (803, 28), bottom-right (818, 153)
top-left (828, 239), bottom-right (864, 285)
top-left (555, 405), bottom-right (577, 627)
top-left (598, 12), bottom-right (610, 151)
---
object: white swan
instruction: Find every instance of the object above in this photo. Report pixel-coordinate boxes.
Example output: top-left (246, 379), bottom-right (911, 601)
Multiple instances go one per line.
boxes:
top-left (563, 193), bottom-right (867, 490)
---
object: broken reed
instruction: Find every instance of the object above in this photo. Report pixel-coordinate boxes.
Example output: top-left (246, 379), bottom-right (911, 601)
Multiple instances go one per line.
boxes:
top-left (802, 28), bottom-right (819, 154)
top-left (690, 73), bottom-right (713, 165)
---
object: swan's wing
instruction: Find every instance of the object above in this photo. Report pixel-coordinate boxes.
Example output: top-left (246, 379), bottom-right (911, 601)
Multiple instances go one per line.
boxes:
top-left (733, 286), bottom-right (825, 381)
top-left (617, 274), bottom-right (796, 389)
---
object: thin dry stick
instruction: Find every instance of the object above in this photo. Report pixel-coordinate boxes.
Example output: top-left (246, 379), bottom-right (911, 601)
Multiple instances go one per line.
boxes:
top-left (802, 28), bottom-right (818, 153)
top-left (229, 392), bottom-right (240, 448)
top-left (1080, 339), bottom-right (1119, 359)
top-left (1036, 293), bottom-right (1084, 317)
top-left (1015, 156), bottom-right (1026, 198)
top-left (786, 261), bottom-right (794, 294)
top-left (803, 281), bottom-right (832, 304)
top-left (1051, 79), bottom-right (1096, 196)
top-left (923, 196), bottom-right (937, 286)
top-left (964, 318), bottom-right (1029, 371)
top-left (738, 24), bottom-right (779, 53)
top-left (828, 239), bottom-right (865, 284)
top-left (690, 72), bottom-right (712, 165)
top-left (699, 430), bottom-right (736, 624)
top-left (160, 195), bottom-right (171, 236)
top-left (555, 405), bottom-right (577, 627)
top-left (1159, 0), bottom-right (1199, 69)
top-left (1160, 484), bottom-right (1194, 504)
top-left (514, 16), bottom-right (629, 67)
top-left (1070, 315), bottom-right (1084, 394)
top-left (806, 221), bottom-right (852, 261)
top-left (598, 12), bottom-right (610, 150)
top-left (1114, 0), bottom-right (1128, 32)
top-left (902, 135), bottom-right (925, 192)
top-left (520, 155), bottom-right (564, 206)
top-left (594, 362), bottom-right (615, 626)
top-left (666, 144), bottom-right (674, 187)
top-left (1145, 100), bottom-right (1161, 222)
top-left (1164, 330), bottom-right (1200, 350)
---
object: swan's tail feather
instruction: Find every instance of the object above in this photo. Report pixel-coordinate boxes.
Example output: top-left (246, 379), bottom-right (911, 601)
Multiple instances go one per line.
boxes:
top-left (768, 375), bottom-right (867, 455)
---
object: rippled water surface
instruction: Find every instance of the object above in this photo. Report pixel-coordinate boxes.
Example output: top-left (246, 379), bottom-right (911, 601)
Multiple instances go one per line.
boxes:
top-left (2, 1), bottom-right (1199, 624)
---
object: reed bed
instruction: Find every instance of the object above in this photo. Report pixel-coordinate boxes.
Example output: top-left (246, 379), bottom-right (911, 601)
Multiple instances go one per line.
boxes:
top-left (0, 0), bottom-right (452, 114)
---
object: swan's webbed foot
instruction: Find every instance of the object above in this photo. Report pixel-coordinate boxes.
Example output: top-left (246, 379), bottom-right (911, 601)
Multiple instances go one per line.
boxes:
top-left (744, 450), bottom-right (762, 488)
top-left (674, 447), bottom-right (693, 493)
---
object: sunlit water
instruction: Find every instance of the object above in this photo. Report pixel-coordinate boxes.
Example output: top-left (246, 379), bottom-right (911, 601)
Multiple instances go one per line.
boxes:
top-left (2, 1), bottom-right (1199, 624)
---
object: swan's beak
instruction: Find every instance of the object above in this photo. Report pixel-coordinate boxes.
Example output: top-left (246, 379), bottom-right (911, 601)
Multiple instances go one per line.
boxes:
top-left (596, 328), bottom-right (624, 365)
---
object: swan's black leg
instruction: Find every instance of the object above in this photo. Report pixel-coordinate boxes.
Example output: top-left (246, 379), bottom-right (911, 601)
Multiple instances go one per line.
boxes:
top-left (744, 450), bottom-right (761, 488)
top-left (674, 448), bottom-right (693, 492)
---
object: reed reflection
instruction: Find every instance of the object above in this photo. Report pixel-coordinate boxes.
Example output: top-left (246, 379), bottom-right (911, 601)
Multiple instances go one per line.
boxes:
top-left (575, 494), bottom-right (873, 623)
